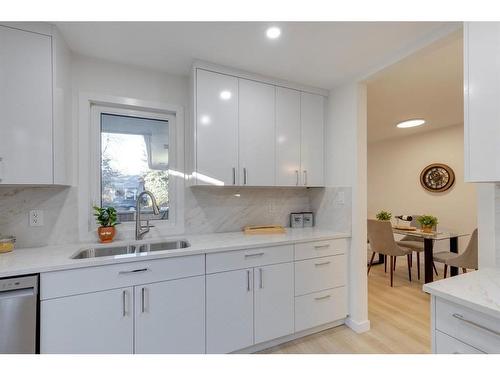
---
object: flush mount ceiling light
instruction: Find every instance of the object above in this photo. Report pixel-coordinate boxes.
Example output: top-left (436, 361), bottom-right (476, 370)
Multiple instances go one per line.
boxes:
top-left (396, 119), bottom-right (426, 128)
top-left (219, 90), bottom-right (232, 100)
top-left (266, 26), bottom-right (281, 39)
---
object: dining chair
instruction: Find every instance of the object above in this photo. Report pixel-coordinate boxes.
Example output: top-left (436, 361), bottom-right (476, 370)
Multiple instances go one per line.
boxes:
top-left (367, 219), bottom-right (413, 287)
top-left (433, 229), bottom-right (478, 278)
top-left (396, 214), bottom-right (439, 280)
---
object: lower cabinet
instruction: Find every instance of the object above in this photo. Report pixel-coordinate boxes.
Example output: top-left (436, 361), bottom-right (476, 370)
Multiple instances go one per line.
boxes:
top-left (134, 276), bottom-right (205, 354)
top-left (41, 276), bottom-right (205, 354)
top-left (206, 262), bottom-right (294, 353)
top-left (41, 287), bottom-right (134, 354)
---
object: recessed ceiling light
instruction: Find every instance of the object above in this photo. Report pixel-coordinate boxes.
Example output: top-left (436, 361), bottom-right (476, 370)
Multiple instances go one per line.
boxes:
top-left (219, 90), bottom-right (232, 100)
top-left (396, 119), bottom-right (426, 128)
top-left (266, 26), bottom-right (281, 40)
top-left (200, 115), bottom-right (211, 125)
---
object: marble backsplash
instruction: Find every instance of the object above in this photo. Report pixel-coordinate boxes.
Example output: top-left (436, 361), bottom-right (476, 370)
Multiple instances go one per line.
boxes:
top-left (0, 185), bottom-right (351, 248)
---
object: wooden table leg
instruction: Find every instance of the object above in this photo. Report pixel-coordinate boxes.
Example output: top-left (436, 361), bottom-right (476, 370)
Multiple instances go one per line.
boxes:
top-left (424, 238), bottom-right (434, 283)
top-left (450, 236), bottom-right (459, 277)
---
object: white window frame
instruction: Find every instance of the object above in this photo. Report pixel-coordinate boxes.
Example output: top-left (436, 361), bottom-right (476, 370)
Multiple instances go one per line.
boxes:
top-left (78, 93), bottom-right (185, 242)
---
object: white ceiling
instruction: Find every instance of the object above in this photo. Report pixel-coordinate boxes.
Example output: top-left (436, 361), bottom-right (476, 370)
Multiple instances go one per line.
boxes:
top-left (367, 30), bottom-right (463, 143)
top-left (55, 22), bottom-right (457, 89)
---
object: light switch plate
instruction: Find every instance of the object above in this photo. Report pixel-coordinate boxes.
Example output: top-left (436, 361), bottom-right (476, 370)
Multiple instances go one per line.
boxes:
top-left (29, 210), bottom-right (44, 227)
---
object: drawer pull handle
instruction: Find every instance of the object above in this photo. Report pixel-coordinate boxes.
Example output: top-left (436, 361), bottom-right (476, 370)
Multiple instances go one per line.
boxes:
top-left (314, 261), bottom-right (331, 266)
top-left (314, 244), bottom-right (330, 249)
top-left (315, 294), bottom-right (331, 301)
top-left (119, 268), bottom-right (150, 275)
top-left (452, 313), bottom-right (500, 337)
top-left (245, 252), bottom-right (265, 258)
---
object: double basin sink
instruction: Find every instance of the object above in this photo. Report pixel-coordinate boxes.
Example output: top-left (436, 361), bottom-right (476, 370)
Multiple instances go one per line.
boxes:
top-left (72, 240), bottom-right (190, 259)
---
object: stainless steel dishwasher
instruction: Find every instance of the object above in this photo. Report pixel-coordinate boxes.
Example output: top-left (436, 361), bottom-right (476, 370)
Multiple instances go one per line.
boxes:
top-left (0, 275), bottom-right (38, 353)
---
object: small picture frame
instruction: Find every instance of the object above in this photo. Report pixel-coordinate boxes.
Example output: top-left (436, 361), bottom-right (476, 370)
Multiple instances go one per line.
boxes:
top-left (302, 212), bottom-right (314, 227)
top-left (290, 213), bottom-right (304, 228)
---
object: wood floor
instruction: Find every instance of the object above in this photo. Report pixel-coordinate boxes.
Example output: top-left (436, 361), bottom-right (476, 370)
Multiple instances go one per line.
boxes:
top-left (264, 257), bottom-right (447, 354)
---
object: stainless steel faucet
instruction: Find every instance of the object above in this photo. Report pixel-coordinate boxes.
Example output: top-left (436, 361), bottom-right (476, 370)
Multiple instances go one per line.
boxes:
top-left (135, 191), bottom-right (160, 240)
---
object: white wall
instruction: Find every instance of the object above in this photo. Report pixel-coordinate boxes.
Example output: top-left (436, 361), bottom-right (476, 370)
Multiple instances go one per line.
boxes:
top-left (327, 82), bottom-right (369, 333)
top-left (368, 124), bottom-right (477, 251)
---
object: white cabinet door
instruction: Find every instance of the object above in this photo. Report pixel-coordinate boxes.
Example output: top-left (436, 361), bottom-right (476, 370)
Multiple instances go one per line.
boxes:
top-left (239, 79), bottom-right (275, 186)
top-left (134, 276), bottom-right (205, 354)
top-left (254, 262), bottom-right (294, 344)
top-left (300, 92), bottom-right (325, 186)
top-left (0, 25), bottom-right (53, 184)
top-left (196, 69), bottom-right (238, 186)
top-left (464, 22), bottom-right (500, 181)
top-left (276, 87), bottom-right (301, 186)
top-left (206, 269), bottom-right (254, 353)
top-left (40, 288), bottom-right (133, 354)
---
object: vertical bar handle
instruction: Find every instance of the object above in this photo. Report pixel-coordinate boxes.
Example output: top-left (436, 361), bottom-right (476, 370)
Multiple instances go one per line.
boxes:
top-left (259, 268), bottom-right (263, 289)
top-left (141, 287), bottom-right (146, 313)
top-left (122, 290), bottom-right (127, 317)
top-left (303, 170), bottom-right (308, 186)
top-left (295, 170), bottom-right (299, 186)
top-left (232, 167), bottom-right (236, 185)
top-left (246, 270), bottom-right (251, 291)
top-left (243, 168), bottom-right (247, 185)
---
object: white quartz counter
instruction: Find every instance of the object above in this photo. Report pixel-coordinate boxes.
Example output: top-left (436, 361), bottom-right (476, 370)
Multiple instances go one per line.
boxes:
top-left (0, 228), bottom-right (350, 278)
top-left (423, 268), bottom-right (500, 319)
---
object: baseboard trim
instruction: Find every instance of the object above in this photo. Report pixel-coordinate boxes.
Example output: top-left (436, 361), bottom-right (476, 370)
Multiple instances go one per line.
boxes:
top-left (345, 317), bottom-right (371, 333)
top-left (234, 319), bottom-right (346, 353)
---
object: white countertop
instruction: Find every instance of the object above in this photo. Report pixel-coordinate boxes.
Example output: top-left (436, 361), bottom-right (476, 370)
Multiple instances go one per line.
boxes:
top-left (423, 268), bottom-right (500, 319)
top-left (0, 228), bottom-right (349, 278)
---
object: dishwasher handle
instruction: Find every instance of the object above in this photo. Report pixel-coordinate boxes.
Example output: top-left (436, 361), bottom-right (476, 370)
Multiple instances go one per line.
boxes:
top-left (0, 287), bottom-right (36, 300)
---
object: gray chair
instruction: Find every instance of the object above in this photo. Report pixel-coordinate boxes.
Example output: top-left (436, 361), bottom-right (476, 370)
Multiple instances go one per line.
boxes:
top-left (396, 214), bottom-right (438, 280)
top-left (434, 229), bottom-right (478, 278)
top-left (367, 219), bottom-right (413, 287)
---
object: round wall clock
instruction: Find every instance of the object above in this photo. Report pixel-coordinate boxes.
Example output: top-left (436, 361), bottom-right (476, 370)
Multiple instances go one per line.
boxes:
top-left (420, 163), bottom-right (455, 192)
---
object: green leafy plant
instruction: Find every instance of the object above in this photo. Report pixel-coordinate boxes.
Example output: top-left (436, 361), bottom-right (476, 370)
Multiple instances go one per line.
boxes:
top-left (376, 210), bottom-right (392, 221)
top-left (417, 215), bottom-right (438, 227)
top-left (93, 206), bottom-right (119, 227)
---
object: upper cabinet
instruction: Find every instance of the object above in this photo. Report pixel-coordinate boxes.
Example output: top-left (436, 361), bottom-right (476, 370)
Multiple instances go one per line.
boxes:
top-left (0, 24), bottom-right (71, 185)
top-left (192, 65), bottom-right (327, 187)
top-left (464, 22), bottom-right (500, 182)
top-left (239, 79), bottom-right (276, 186)
top-left (300, 92), bottom-right (325, 187)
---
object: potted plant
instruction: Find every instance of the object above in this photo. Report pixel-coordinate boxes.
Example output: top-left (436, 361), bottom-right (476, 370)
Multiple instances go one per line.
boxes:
top-left (417, 215), bottom-right (438, 233)
top-left (93, 206), bottom-right (119, 243)
top-left (376, 210), bottom-right (392, 221)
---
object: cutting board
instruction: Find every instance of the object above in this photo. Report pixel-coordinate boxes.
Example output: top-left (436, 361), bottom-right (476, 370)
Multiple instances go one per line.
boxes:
top-left (243, 225), bottom-right (286, 234)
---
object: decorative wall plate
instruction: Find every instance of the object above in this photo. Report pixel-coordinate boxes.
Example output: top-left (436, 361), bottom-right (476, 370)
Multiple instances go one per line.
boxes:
top-left (420, 163), bottom-right (455, 192)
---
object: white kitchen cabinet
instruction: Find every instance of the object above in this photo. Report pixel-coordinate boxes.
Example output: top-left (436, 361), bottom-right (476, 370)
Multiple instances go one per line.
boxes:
top-left (41, 287), bottom-right (134, 354)
top-left (276, 87), bottom-right (302, 186)
top-left (0, 25), bottom-right (53, 184)
top-left (239, 79), bottom-right (276, 186)
top-left (464, 22), bottom-right (500, 182)
top-left (254, 262), bottom-right (294, 344)
top-left (134, 276), bottom-right (205, 354)
top-left (300, 92), bottom-right (325, 186)
top-left (206, 268), bottom-right (254, 353)
top-left (195, 69), bottom-right (239, 185)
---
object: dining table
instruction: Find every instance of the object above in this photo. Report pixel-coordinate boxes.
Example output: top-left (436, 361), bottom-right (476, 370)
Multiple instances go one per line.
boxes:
top-left (392, 228), bottom-right (469, 284)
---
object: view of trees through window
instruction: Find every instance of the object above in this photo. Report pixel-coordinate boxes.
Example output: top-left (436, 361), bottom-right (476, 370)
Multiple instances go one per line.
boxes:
top-left (100, 113), bottom-right (169, 222)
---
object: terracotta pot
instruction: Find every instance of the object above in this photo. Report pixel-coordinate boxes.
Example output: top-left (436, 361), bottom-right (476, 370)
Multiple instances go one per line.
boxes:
top-left (98, 226), bottom-right (116, 243)
top-left (421, 225), bottom-right (433, 233)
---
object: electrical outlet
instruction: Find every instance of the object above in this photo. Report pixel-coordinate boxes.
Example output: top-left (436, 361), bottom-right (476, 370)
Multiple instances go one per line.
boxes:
top-left (29, 210), bottom-right (44, 227)
top-left (336, 192), bottom-right (345, 205)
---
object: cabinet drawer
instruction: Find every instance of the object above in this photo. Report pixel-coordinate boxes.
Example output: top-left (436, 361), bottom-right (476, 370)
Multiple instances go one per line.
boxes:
top-left (41, 255), bottom-right (205, 300)
top-left (295, 287), bottom-right (347, 332)
top-left (435, 330), bottom-right (484, 354)
top-left (294, 254), bottom-right (346, 296)
top-left (294, 238), bottom-right (347, 261)
top-left (206, 245), bottom-right (293, 274)
top-left (435, 298), bottom-right (500, 353)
